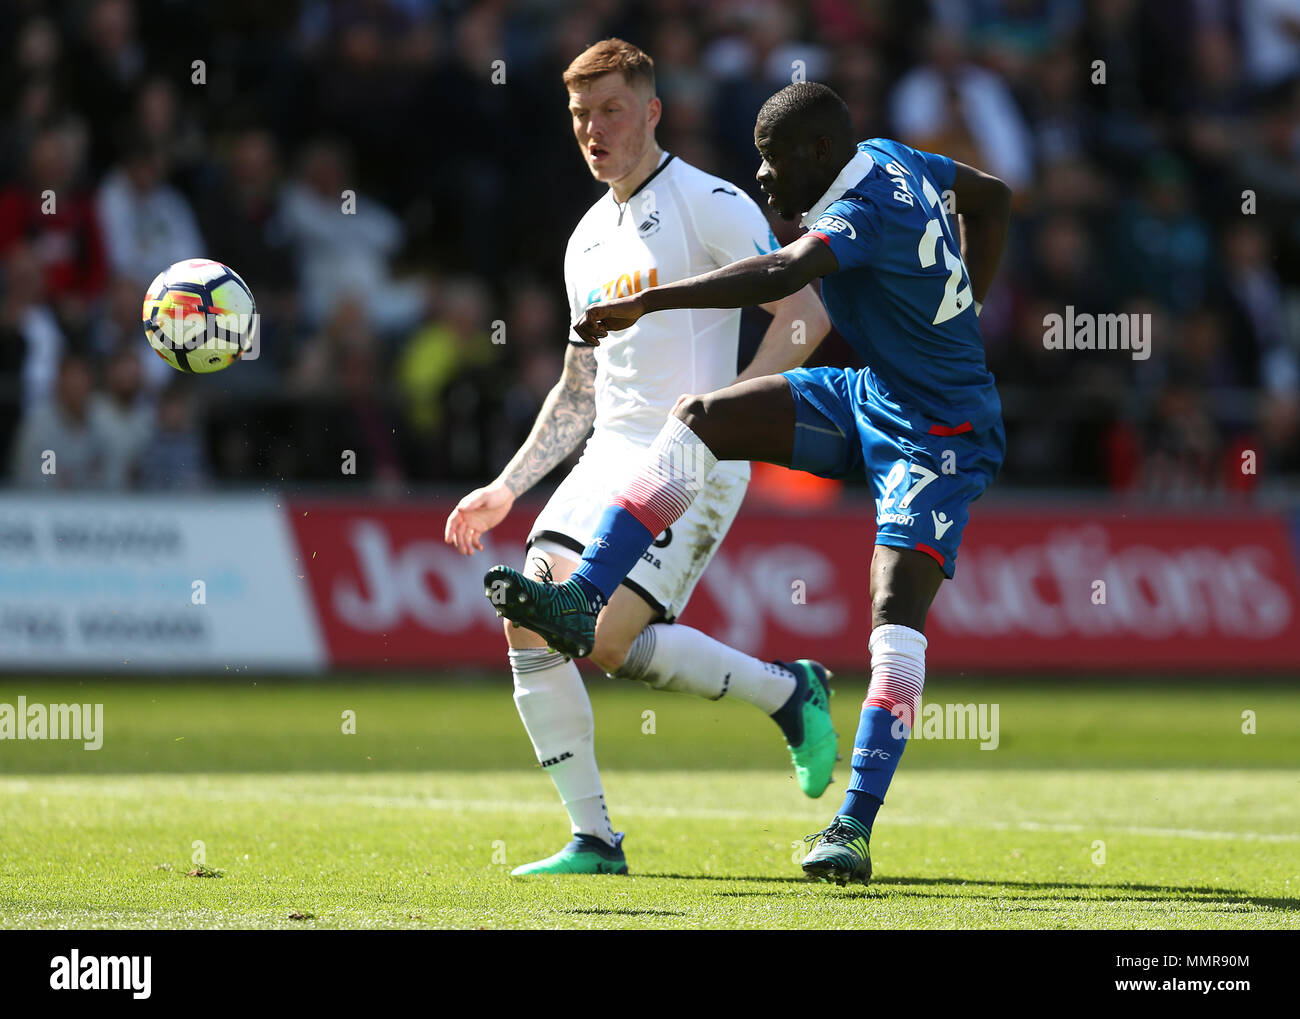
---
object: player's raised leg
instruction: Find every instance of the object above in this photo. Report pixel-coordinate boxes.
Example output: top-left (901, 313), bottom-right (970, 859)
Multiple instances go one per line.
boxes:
top-left (485, 373), bottom-right (795, 657)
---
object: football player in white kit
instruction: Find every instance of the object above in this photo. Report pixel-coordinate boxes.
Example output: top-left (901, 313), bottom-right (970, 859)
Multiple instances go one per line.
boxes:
top-left (444, 39), bottom-right (835, 875)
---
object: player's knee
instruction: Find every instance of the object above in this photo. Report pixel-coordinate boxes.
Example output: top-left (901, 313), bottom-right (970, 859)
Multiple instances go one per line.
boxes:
top-left (672, 393), bottom-right (707, 429)
top-left (871, 585), bottom-right (925, 631)
top-left (589, 632), bottom-right (633, 675)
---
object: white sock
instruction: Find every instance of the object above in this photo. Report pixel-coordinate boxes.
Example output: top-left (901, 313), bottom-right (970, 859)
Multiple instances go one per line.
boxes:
top-left (612, 623), bottom-right (796, 714)
top-left (509, 647), bottom-right (615, 846)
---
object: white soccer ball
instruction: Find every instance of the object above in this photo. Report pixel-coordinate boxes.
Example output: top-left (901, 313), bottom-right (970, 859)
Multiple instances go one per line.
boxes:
top-left (141, 258), bottom-right (258, 373)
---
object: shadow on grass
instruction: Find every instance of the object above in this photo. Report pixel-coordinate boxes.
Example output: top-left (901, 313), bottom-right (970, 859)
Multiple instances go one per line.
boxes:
top-left (561, 907), bottom-right (685, 917)
top-left (639, 872), bottom-right (1300, 911)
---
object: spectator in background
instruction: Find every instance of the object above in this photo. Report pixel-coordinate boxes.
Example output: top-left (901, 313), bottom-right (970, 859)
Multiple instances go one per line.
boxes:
top-left (9, 353), bottom-right (113, 488)
top-left (90, 342), bottom-right (152, 487)
top-left (395, 277), bottom-right (497, 437)
top-left (66, 0), bottom-right (146, 176)
top-left (0, 123), bottom-right (107, 333)
top-left (1107, 155), bottom-right (1212, 313)
top-left (1241, 0), bottom-right (1300, 93)
top-left (196, 128), bottom-right (298, 372)
top-left (1216, 222), bottom-right (1289, 393)
top-left (133, 76), bottom-right (206, 194)
top-left (889, 22), bottom-right (1034, 191)
top-left (279, 138), bottom-right (429, 335)
top-left (1236, 86), bottom-right (1300, 223)
top-left (139, 381), bottom-right (209, 490)
top-left (491, 281), bottom-right (566, 472)
top-left (87, 274), bottom-right (174, 392)
top-left (96, 135), bottom-right (205, 288)
top-left (396, 277), bottom-right (504, 479)
top-left (0, 244), bottom-right (65, 410)
top-left (0, 16), bottom-right (63, 183)
top-left (288, 295), bottom-right (405, 483)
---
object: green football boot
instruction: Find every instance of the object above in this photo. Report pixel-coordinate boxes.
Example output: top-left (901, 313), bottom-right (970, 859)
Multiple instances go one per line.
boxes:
top-left (483, 564), bottom-right (597, 659)
top-left (801, 815), bottom-right (872, 886)
top-left (510, 833), bottom-right (628, 876)
top-left (776, 659), bottom-right (838, 798)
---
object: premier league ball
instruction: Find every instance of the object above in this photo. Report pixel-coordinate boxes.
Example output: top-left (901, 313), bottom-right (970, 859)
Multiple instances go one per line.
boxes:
top-left (141, 258), bottom-right (257, 373)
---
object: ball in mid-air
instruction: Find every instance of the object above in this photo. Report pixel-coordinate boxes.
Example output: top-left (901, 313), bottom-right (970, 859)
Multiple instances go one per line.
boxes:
top-left (142, 258), bottom-right (257, 373)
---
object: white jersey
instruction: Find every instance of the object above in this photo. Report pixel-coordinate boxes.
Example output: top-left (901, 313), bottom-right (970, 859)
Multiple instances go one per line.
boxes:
top-left (562, 153), bottom-right (778, 449)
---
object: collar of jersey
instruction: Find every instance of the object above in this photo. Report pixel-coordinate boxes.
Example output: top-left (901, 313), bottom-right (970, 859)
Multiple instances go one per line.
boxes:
top-left (611, 150), bottom-right (674, 210)
top-left (801, 148), bottom-right (876, 229)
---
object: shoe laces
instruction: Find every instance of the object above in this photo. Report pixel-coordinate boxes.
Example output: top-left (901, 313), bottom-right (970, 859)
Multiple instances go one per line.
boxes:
top-left (530, 556), bottom-right (557, 585)
top-left (804, 819), bottom-right (846, 845)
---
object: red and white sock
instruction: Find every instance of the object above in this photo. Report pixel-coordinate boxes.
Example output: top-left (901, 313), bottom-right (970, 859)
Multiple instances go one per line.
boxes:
top-left (864, 624), bottom-right (927, 728)
top-left (614, 416), bottom-right (718, 538)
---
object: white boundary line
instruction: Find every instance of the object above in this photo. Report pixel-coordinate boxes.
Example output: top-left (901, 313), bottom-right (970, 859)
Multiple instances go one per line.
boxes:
top-left (3, 780), bottom-right (1297, 843)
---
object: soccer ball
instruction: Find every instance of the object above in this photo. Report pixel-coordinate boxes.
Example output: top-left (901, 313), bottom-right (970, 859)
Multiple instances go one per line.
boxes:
top-left (141, 258), bottom-right (257, 373)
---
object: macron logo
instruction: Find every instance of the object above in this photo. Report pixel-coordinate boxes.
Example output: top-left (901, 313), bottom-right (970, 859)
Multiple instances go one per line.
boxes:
top-left (50, 950), bottom-right (151, 999)
top-left (931, 511), bottom-right (954, 540)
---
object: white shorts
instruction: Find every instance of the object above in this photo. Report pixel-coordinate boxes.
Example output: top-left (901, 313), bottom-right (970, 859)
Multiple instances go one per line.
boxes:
top-left (527, 430), bottom-right (749, 621)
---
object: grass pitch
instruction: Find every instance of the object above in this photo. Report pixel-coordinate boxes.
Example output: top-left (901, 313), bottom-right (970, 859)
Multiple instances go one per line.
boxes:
top-left (0, 675), bottom-right (1296, 929)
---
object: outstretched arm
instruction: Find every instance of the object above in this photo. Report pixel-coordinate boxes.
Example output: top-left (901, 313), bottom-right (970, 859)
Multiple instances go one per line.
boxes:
top-left (574, 235), bottom-right (837, 345)
top-left (950, 161), bottom-right (1011, 306)
top-left (444, 343), bottom-right (596, 555)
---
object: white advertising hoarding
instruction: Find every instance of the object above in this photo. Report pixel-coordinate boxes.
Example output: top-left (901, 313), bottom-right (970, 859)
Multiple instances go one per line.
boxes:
top-left (0, 495), bottom-right (324, 671)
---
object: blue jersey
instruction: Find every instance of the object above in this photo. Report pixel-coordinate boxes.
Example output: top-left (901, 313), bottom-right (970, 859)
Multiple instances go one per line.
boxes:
top-left (804, 138), bottom-right (1001, 435)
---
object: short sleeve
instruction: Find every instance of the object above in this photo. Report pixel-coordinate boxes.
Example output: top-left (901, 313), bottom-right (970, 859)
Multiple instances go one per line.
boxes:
top-left (806, 194), bottom-right (883, 272)
top-left (562, 235), bottom-right (586, 345)
top-left (698, 187), bottom-right (779, 269)
top-left (916, 148), bottom-right (956, 192)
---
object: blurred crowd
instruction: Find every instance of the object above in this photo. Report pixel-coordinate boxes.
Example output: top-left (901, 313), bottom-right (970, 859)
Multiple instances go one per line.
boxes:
top-left (0, 0), bottom-right (1298, 498)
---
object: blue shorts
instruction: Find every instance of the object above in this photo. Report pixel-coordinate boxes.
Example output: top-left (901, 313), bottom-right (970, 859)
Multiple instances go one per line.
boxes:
top-left (783, 366), bottom-right (1005, 578)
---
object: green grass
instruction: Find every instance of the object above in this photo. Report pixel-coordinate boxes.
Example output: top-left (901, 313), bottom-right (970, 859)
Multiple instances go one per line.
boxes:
top-left (0, 675), bottom-right (1297, 929)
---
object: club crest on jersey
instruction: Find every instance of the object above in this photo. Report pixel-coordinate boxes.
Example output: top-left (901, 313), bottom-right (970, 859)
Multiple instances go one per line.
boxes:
top-left (810, 214), bottom-right (855, 239)
top-left (637, 211), bottom-right (662, 236)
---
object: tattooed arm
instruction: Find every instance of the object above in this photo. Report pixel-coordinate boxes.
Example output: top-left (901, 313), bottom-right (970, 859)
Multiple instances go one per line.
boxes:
top-left (444, 344), bottom-right (597, 555)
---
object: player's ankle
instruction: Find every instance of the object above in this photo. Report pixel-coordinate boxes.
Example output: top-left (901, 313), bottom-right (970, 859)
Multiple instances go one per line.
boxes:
top-left (570, 574), bottom-right (605, 613)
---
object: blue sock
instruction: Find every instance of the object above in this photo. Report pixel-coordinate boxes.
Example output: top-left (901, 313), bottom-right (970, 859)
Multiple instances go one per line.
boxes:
top-left (571, 505), bottom-right (655, 607)
top-left (768, 664), bottom-right (806, 746)
top-left (836, 705), bottom-right (909, 833)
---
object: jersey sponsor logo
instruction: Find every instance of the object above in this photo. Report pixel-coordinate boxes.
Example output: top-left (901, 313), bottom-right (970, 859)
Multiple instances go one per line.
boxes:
top-left (810, 214), bottom-right (855, 239)
top-left (931, 510), bottom-right (954, 540)
top-left (586, 266), bottom-right (658, 307)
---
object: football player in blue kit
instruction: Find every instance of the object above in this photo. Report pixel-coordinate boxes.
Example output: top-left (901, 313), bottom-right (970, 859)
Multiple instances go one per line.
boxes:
top-left (483, 81), bottom-right (1012, 886)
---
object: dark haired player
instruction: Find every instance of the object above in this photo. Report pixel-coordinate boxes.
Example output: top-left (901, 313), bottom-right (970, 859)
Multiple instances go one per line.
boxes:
top-left (483, 82), bottom-right (1011, 886)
